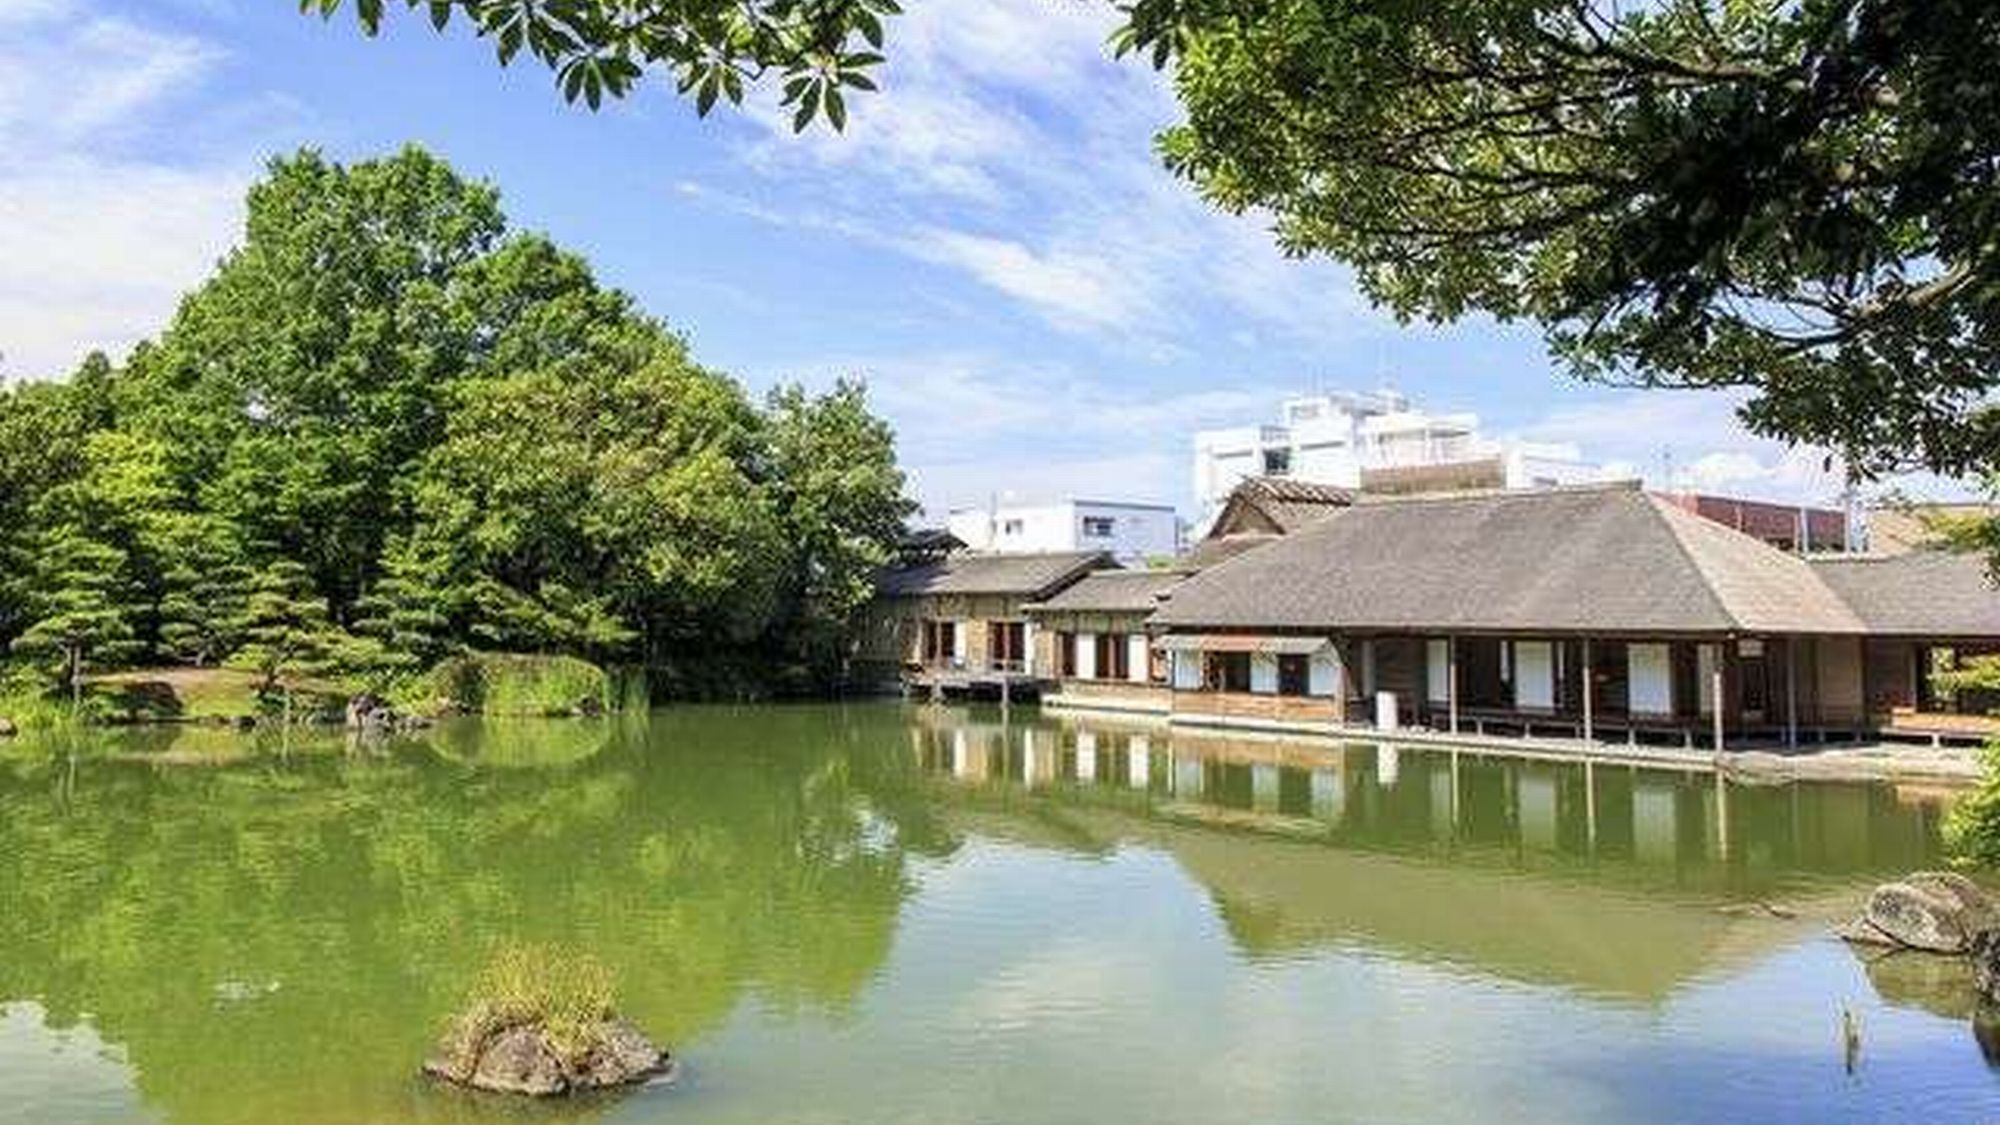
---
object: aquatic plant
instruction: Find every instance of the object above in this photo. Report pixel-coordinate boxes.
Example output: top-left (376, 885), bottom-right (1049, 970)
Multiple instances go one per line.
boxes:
top-left (444, 942), bottom-right (619, 1069)
top-left (1945, 740), bottom-right (2000, 867)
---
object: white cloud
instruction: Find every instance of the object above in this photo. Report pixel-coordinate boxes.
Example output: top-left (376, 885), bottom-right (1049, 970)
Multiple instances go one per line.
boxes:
top-left (1511, 389), bottom-right (1978, 506)
top-left (905, 228), bottom-right (1149, 333)
top-left (0, 7), bottom-right (251, 381)
top-left (717, 0), bottom-right (1371, 352)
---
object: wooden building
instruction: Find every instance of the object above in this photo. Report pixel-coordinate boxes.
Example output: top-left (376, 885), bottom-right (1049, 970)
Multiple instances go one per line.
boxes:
top-left (1812, 551), bottom-right (2000, 741)
top-left (1024, 569), bottom-right (1190, 714)
top-left (859, 550), bottom-right (1111, 697)
top-left (1148, 483), bottom-right (2000, 748)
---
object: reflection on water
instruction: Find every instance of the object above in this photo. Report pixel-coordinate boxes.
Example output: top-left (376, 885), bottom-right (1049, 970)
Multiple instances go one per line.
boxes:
top-left (910, 710), bottom-right (1946, 894)
top-left (0, 703), bottom-right (1990, 1125)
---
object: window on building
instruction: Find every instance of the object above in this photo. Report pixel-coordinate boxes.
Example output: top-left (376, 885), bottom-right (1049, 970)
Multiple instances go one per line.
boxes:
top-left (1095, 633), bottom-right (1130, 680)
top-left (1278, 654), bottom-right (1310, 697)
top-left (1002, 518), bottom-right (1025, 536)
top-left (1082, 516), bottom-right (1116, 538)
top-left (921, 620), bottom-right (954, 665)
top-left (989, 621), bottom-right (1026, 671)
top-left (1263, 448), bottom-right (1292, 476)
top-left (1206, 652), bottom-right (1252, 693)
top-left (1058, 632), bottom-right (1076, 678)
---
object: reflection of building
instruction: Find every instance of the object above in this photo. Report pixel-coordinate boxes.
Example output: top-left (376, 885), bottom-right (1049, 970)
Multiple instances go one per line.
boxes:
top-left (910, 709), bottom-right (1942, 1001)
top-left (946, 498), bottom-right (1179, 565)
top-left (1193, 391), bottom-right (1607, 529)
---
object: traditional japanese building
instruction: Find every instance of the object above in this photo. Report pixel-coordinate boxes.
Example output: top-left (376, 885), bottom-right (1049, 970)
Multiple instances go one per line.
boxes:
top-left (1147, 482), bottom-right (1984, 747)
top-left (859, 550), bottom-right (1111, 697)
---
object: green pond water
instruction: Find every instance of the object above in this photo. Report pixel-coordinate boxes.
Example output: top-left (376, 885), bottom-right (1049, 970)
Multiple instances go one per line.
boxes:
top-left (1, 703), bottom-right (1995, 1124)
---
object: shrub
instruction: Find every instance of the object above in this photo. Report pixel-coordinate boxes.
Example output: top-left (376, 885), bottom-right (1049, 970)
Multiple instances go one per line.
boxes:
top-left (1945, 739), bottom-right (2000, 867)
top-left (444, 942), bottom-right (618, 1069)
top-left (424, 653), bottom-right (611, 717)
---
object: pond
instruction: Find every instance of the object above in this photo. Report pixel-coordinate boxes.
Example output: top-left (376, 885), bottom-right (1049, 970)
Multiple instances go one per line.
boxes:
top-left (0, 703), bottom-right (1994, 1124)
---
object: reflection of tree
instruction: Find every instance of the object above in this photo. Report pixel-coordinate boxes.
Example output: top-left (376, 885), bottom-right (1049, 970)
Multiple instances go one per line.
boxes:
top-left (0, 707), bottom-right (929, 1124)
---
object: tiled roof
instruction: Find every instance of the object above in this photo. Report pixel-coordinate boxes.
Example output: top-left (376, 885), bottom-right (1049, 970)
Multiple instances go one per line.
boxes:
top-left (1811, 552), bottom-right (2000, 636)
top-left (1024, 568), bottom-right (1190, 614)
top-left (875, 551), bottom-right (1112, 598)
top-left (1154, 484), bottom-right (1866, 635)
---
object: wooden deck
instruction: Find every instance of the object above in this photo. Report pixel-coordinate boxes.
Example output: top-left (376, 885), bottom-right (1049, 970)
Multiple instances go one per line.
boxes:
top-left (904, 663), bottom-right (1050, 701)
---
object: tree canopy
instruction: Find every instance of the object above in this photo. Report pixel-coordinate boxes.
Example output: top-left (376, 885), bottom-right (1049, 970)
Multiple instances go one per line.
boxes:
top-left (1, 146), bottom-right (913, 697)
top-left (305, 0), bottom-right (896, 128)
top-left (303, 1), bottom-right (2000, 483)
top-left (1131, 0), bottom-right (2000, 481)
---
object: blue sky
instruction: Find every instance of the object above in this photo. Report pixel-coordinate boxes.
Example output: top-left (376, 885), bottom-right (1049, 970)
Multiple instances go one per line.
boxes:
top-left (0, 0), bottom-right (1959, 517)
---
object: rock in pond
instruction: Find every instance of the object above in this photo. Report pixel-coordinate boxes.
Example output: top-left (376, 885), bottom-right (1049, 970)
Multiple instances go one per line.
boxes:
top-left (345, 693), bottom-right (433, 733)
top-left (1842, 872), bottom-right (1996, 954)
top-left (423, 1012), bottom-right (671, 1097)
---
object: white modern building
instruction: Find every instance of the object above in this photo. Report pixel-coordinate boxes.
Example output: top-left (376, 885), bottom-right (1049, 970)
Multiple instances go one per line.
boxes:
top-left (947, 499), bottom-right (1179, 565)
top-left (1193, 389), bottom-right (1610, 527)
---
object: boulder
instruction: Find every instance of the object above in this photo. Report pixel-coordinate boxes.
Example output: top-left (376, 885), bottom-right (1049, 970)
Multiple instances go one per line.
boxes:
top-left (424, 1014), bottom-right (670, 1097)
top-left (1975, 930), bottom-right (2000, 1003)
top-left (1855, 874), bottom-right (1996, 954)
top-left (0, 717), bottom-right (15, 739)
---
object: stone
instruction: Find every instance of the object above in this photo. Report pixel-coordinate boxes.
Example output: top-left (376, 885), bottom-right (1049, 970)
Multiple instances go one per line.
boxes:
top-left (1974, 930), bottom-right (2000, 1003)
top-left (1860, 876), bottom-right (1994, 954)
top-left (423, 1014), bottom-right (670, 1098)
top-left (467, 1025), bottom-right (568, 1097)
top-left (0, 717), bottom-right (15, 739)
top-left (1862, 948), bottom-right (1977, 1020)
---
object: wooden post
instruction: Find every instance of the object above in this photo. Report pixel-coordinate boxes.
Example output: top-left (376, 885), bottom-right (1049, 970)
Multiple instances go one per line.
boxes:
top-left (1785, 637), bottom-right (1799, 749)
top-left (1711, 661), bottom-right (1726, 754)
top-left (1448, 636), bottom-right (1460, 736)
top-left (1581, 638), bottom-right (1595, 744)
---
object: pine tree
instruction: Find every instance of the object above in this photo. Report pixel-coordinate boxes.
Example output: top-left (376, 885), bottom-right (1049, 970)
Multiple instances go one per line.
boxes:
top-left (10, 529), bottom-right (138, 709)
top-left (224, 560), bottom-right (347, 719)
top-left (159, 558), bottom-right (252, 668)
top-left (351, 539), bottom-right (455, 672)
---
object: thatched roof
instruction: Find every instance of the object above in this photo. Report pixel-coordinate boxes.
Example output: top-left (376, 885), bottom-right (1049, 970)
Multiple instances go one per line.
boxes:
top-left (1025, 569), bottom-right (1189, 614)
top-left (876, 550), bottom-right (1112, 599)
top-left (1811, 552), bottom-right (2000, 637)
top-left (1154, 483), bottom-right (1866, 635)
top-left (1213, 477), bottom-right (1357, 536)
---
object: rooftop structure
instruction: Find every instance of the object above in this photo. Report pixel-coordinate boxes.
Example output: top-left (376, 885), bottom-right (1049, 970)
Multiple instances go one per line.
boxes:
top-left (946, 498), bottom-right (1179, 565)
top-left (1192, 390), bottom-right (1608, 528)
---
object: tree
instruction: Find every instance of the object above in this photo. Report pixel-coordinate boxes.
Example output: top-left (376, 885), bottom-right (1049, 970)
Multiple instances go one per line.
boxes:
top-left (224, 560), bottom-right (363, 718)
top-left (761, 378), bottom-right (913, 687)
top-left (1122, 0), bottom-right (2000, 480)
top-left (303, 0), bottom-right (895, 128)
top-left (10, 530), bottom-right (138, 709)
top-left (121, 147), bottom-right (507, 619)
top-left (407, 342), bottom-right (787, 663)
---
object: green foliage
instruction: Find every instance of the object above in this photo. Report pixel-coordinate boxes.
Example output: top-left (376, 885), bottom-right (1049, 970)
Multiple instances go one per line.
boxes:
top-left (9, 528), bottom-right (139, 701)
top-left (0, 146), bottom-right (910, 705)
top-left (450, 942), bottom-right (618, 1068)
top-left (1946, 741), bottom-right (2000, 867)
top-left (426, 653), bottom-right (611, 717)
top-left (762, 378), bottom-right (913, 689)
top-left (303, 0), bottom-right (898, 129)
top-left (223, 559), bottom-right (388, 702)
top-left (1123, 0), bottom-right (2000, 481)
